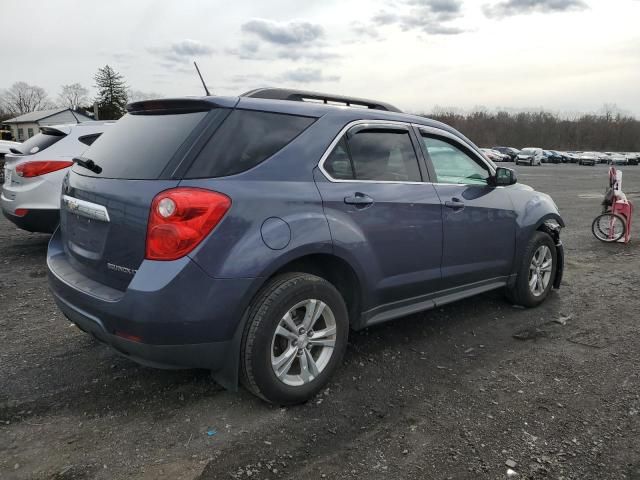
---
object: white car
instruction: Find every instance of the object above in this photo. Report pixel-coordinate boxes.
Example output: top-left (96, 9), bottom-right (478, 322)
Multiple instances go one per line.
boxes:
top-left (608, 153), bottom-right (628, 166)
top-left (1, 122), bottom-right (112, 233)
top-left (515, 147), bottom-right (544, 166)
top-left (0, 140), bottom-right (22, 182)
top-left (480, 148), bottom-right (504, 162)
top-left (578, 152), bottom-right (598, 166)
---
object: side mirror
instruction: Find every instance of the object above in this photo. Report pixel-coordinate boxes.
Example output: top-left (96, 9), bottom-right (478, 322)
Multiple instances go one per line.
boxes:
top-left (492, 167), bottom-right (517, 186)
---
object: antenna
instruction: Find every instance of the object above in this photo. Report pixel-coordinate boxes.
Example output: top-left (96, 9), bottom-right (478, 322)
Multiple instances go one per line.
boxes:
top-left (193, 61), bottom-right (211, 96)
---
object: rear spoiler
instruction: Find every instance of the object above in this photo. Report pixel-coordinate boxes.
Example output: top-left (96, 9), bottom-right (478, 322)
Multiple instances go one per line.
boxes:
top-left (126, 97), bottom-right (238, 115)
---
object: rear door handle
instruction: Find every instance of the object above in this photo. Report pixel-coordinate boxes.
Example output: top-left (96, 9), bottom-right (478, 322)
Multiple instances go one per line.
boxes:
top-left (444, 198), bottom-right (465, 210)
top-left (344, 193), bottom-right (374, 206)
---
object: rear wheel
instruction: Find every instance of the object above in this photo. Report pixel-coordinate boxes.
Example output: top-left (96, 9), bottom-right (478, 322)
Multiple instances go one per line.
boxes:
top-left (506, 231), bottom-right (557, 307)
top-left (241, 273), bottom-right (349, 405)
top-left (592, 213), bottom-right (626, 242)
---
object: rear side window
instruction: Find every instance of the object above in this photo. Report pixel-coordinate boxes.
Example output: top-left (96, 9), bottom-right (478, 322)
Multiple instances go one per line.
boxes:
top-left (185, 110), bottom-right (315, 178)
top-left (324, 128), bottom-right (422, 182)
top-left (13, 131), bottom-right (65, 155)
top-left (74, 111), bottom-right (208, 179)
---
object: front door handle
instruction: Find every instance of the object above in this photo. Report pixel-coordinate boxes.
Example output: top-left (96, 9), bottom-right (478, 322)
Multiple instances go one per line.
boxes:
top-left (344, 192), bottom-right (374, 206)
top-left (444, 198), bottom-right (465, 210)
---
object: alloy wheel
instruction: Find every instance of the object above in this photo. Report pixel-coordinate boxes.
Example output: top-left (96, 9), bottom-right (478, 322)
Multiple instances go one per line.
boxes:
top-left (528, 245), bottom-right (553, 297)
top-left (270, 299), bottom-right (337, 387)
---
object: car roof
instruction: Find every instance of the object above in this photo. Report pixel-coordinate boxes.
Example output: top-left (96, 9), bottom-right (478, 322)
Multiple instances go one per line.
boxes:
top-left (128, 92), bottom-right (481, 154)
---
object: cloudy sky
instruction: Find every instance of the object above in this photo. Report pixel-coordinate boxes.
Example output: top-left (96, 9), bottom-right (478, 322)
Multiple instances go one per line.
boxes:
top-left (3, 0), bottom-right (640, 116)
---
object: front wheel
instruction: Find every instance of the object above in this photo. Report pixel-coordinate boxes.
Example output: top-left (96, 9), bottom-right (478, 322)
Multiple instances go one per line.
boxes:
top-left (592, 213), bottom-right (626, 242)
top-left (506, 231), bottom-right (557, 307)
top-left (240, 273), bottom-right (349, 405)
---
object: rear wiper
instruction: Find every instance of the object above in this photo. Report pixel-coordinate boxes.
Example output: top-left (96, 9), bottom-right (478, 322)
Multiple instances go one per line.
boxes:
top-left (9, 147), bottom-right (23, 155)
top-left (73, 156), bottom-right (102, 174)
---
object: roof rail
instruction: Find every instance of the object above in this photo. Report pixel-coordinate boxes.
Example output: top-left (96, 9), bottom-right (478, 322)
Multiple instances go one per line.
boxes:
top-left (241, 88), bottom-right (402, 113)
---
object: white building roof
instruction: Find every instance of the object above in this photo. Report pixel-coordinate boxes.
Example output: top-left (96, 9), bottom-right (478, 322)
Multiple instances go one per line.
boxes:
top-left (4, 108), bottom-right (92, 124)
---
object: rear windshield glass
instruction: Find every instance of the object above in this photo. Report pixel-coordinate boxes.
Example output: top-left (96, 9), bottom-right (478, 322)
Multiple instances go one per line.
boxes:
top-left (185, 110), bottom-right (315, 178)
top-left (73, 111), bottom-right (207, 179)
top-left (13, 132), bottom-right (66, 155)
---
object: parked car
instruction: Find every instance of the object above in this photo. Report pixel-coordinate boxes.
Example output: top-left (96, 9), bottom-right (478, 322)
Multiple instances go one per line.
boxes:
top-left (47, 89), bottom-right (565, 405)
top-left (578, 152), bottom-right (598, 166)
top-left (480, 148), bottom-right (508, 162)
top-left (564, 151), bottom-right (582, 163)
top-left (492, 146), bottom-right (519, 161)
top-left (544, 150), bottom-right (563, 164)
top-left (0, 140), bottom-right (21, 183)
top-left (624, 153), bottom-right (639, 166)
top-left (1, 122), bottom-right (111, 233)
top-left (515, 148), bottom-right (544, 166)
top-left (607, 153), bottom-right (628, 166)
top-left (597, 152), bottom-right (611, 164)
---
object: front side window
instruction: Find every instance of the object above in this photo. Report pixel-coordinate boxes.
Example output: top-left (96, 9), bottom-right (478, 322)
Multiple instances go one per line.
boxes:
top-left (323, 138), bottom-right (354, 180)
top-left (421, 135), bottom-right (490, 185)
top-left (323, 127), bottom-right (422, 182)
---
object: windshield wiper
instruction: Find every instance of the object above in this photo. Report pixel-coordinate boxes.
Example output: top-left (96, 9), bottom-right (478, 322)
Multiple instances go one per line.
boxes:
top-left (72, 156), bottom-right (102, 174)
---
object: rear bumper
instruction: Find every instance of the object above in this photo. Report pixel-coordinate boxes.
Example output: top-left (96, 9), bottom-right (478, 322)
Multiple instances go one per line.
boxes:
top-left (1, 206), bottom-right (59, 233)
top-left (47, 229), bottom-right (258, 371)
top-left (51, 290), bottom-right (232, 370)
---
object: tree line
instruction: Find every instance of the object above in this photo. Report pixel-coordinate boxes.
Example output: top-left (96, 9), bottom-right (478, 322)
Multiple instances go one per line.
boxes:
top-left (0, 65), bottom-right (159, 123)
top-left (424, 109), bottom-right (640, 152)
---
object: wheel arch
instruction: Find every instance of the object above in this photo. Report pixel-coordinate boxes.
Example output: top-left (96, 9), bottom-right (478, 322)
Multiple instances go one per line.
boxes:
top-left (212, 250), bottom-right (364, 391)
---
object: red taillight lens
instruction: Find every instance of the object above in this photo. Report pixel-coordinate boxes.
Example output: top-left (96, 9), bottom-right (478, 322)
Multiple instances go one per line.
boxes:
top-left (16, 161), bottom-right (74, 178)
top-left (14, 208), bottom-right (29, 217)
top-left (145, 188), bottom-right (231, 261)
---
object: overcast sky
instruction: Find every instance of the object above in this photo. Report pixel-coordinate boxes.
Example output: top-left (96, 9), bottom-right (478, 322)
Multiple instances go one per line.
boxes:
top-left (2, 0), bottom-right (640, 116)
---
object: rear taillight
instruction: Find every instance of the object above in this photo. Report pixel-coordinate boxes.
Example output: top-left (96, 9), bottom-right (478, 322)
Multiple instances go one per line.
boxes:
top-left (16, 161), bottom-right (73, 178)
top-left (145, 188), bottom-right (231, 261)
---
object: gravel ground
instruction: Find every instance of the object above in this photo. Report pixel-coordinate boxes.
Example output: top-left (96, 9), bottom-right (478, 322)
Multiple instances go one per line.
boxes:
top-left (1, 164), bottom-right (639, 480)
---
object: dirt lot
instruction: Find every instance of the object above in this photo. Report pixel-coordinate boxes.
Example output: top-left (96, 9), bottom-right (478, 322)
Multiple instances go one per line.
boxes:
top-left (1, 164), bottom-right (639, 480)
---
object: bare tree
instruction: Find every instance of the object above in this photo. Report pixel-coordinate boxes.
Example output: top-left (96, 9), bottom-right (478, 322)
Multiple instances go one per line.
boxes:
top-left (58, 83), bottom-right (89, 109)
top-left (126, 88), bottom-right (162, 103)
top-left (425, 107), bottom-right (640, 152)
top-left (1, 82), bottom-right (55, 116)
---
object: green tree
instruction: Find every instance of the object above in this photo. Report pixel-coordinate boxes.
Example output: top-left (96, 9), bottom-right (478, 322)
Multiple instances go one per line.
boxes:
top-left (94, 65), bottom-right (128, 120)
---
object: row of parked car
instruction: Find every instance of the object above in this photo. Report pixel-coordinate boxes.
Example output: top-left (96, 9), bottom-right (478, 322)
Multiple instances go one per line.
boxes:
top-left (480, 147), bottom-right (640, 166)
top-left (1, 89), bottom-right (566, 404)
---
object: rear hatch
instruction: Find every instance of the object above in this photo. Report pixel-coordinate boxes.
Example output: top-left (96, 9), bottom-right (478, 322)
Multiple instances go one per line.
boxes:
top-left (60, 99), bottom-right (230, 291)
top-left (3, 128), bottom-right (68, 185)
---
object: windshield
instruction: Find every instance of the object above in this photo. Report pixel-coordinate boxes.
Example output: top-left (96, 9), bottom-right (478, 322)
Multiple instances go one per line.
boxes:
top-left (521, 148), bottom-right (537, 154)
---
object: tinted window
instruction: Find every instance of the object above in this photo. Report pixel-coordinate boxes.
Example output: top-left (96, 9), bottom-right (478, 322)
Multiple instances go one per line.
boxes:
top-left (78, 133), bottom-right (102, 146)
top-left (186, 110), bottom-right (315, 178)
top-left (74, 111), bottom-right (207, 179)
top-left (324, 138), bottom-right (354, 180)
top-left (421, 135), bottom-right (489, 185)
top-left (348, 129), bottom-right (421, 182)
top-left (13, 131), bottom-right (65, 155)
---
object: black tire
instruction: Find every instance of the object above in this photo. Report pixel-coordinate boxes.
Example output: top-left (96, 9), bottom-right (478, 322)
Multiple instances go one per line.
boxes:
top-left (506, 231), bottom-right (557, 308)
top-left (240, 273), bottom-right (349, 405)
top-left (592, 213), bottom-right (626, 242)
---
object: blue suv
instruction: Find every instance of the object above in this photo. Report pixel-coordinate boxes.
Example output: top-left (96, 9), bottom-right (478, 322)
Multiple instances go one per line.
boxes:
top-left (47, 89), bottom-right (564, 404)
